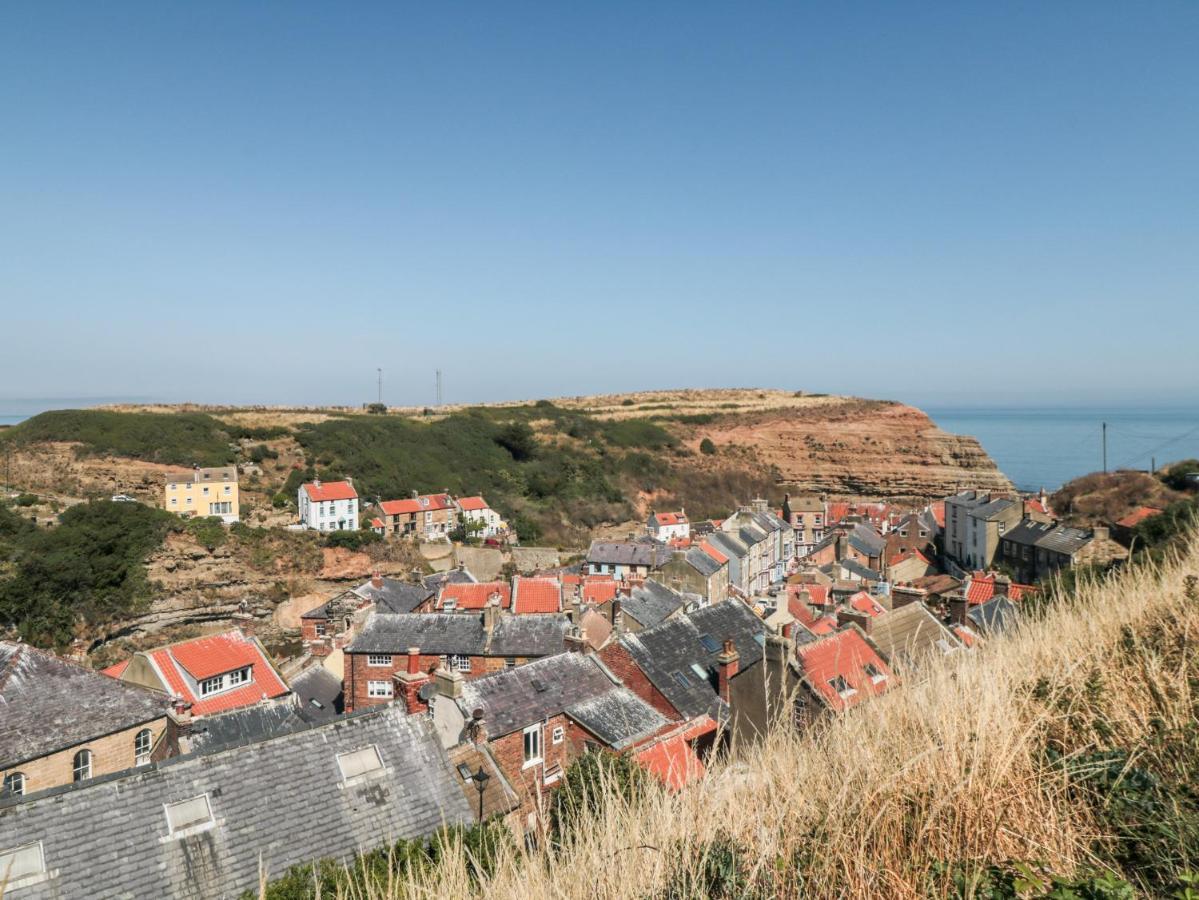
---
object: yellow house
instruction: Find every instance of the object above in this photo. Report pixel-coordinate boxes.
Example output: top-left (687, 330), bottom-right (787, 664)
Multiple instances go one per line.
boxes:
top-left (164, 466), bottom-right (240, 523)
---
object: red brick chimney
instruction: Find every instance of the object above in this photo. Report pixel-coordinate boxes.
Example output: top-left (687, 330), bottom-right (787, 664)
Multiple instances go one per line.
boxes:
top-left (396, 646), bottom-right (430, 714)
top-left (716, 639), bottom-right (739, 703)
top-left (371, 572), bottom-right (384, 590)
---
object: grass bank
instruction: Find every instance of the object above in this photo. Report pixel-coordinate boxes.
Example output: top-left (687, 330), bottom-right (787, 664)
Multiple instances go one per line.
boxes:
top-left (257, 539), bottom-right (1199, 898)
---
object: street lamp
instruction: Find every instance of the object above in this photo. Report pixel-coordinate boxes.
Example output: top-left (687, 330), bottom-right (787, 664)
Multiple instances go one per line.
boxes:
top-left (472, 765), bottom-right (490, 821)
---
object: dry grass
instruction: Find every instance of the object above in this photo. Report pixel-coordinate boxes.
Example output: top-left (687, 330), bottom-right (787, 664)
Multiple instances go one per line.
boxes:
top-left (253, 540), bottom-right (1199, 899)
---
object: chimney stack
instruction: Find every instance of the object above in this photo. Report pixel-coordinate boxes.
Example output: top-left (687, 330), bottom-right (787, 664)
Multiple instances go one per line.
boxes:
top-left (1091, 526), bottom-right (1110, 543)
top-left (371, 572), bottom-right (384, 590)
top-left (397, 647), bottom-right (430, 713)
top-left (483, 596), bottom-right (500, 637)
top-left (993, 574), bottom-right (1011, 598)
top-left (565, 625), bottom-right (589, 654)
top-left (717, 639), bottom-right (740, 703)
top-left (433, 657), bottom-right (464, 699)
top-left (948, 590), bottom-right (968, 626)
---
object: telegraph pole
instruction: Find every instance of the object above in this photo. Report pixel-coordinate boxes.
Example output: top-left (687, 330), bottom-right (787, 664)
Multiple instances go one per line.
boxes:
top-left (377, 368), bottom-right (383, 406)
top-left (1102, 422), bottom-right (1107, 474)
top-left (435, 369), bottom-right (443, 406)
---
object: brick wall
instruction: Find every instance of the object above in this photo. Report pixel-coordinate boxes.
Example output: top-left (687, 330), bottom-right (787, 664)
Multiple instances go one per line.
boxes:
top-left (1, 717), bottom-right (173, 795)
top-left (345, 652), bottom-right (538, 712)
top-left (597, 643), bottom-right (681, 720)
top-left (486, 712), bottom-right (574, 827)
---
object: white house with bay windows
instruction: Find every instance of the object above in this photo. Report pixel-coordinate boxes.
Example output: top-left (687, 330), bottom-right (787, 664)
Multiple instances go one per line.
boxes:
top-left (298, 479), bottom-right (359, 531)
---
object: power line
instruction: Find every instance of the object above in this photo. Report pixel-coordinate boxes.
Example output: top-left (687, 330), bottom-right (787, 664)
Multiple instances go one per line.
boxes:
top-left (1113, 421), bottom-right (1199, 471)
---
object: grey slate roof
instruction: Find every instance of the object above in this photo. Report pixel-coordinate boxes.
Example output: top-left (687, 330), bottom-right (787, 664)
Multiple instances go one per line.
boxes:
top-left (1035, 525), bottom-right (1092, 556)
top-left (423, 568), bottom-right (477, 592)
top-left (967, 595), bottom-right (1020, 635)
top-left (458, 653), bottom-right (666, 745)
top-left (824, 558), bottom-right (883, 582)
top-left (847, 523), bottom-right (886, 557)
top-left (0, 642), bottom-right (169, 769)
top-left (348, 612), bottom-right (570, 658)
top-left (288, 665), bottom-right (345, 723)
top-left (970, 497), bottom-right (1018, 521)
top-left (184, 700), bottom-right (310, 754)
top-left (1004, 518), bottom-right (1056, 547)
top-left (707, 530), bottom-right (748, 561)
top-left (683, 546), bottom-right (723, 577)
top-left (586, 540), bottom-right (664, 567)
top-left (621, 580), bottom-right (686, 630)
top-left (619, 601), bottom-right (767, 722)
top-left (357, 577), bottom-right (436, 615)
top-left (0, 706), bottom-right (471, 900)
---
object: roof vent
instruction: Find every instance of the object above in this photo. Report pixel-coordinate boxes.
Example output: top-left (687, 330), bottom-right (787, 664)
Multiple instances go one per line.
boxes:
top-left (530, 678), bottom-right (548, 693)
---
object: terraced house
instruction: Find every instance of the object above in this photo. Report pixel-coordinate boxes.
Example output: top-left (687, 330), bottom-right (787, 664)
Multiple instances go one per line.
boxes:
top-left (1, 643), bottom-right (175, 798)
top-left (375, 491), bottom-right (459, 540)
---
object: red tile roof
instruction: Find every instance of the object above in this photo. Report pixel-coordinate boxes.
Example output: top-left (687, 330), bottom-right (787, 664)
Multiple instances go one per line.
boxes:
top-left (786, 584), bottom-right (829, 627)
top-left (303, 481), bottom-right (358, 502)
top-left (101, 659), bottom-right (130, 679)
top-left (808, 615), bottom-right (839, 636)
top-left (846, 591), bottom-right (886, 617)
top-left (930, 502), bottom-right (946, 528)
top-left (1116, 506), bottom-right (1163, 528)
top-left (582, 580), bottom-right (619, 604)
top-left (440, 581), bottom-right (511, 610)
top-left (653, 511), bottom-right (687, 526)
top-left (381, 492), bottom-right (455, 515)
top-left (951, 624), bottom-right (979, 648)
top-left (796, 629), bottom-right (894, 712)
top-left (369, 517), bottom-right (384, 529)
top-left (144, 630), bottom-right (289, 717)
top-left (964, 575), bottom-right (1036, 605)
top-left (513, 577), bottom-right (562, 614)
top-left (699, 541), bottom-right (728, 565)
top-left (635, 717), bottom-right (715, 791)
top-left (889, 548), bottom-right (932, 566)
top-left (457, 496), bottom-right (489, 511)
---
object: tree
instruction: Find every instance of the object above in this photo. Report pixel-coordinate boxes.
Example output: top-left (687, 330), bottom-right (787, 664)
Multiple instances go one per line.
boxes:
top-left (549, 750), bottom-right (649, 846)
top-left (700, 438), bottom-right (717, 455)
top-left (494, 422), bottom-right (538, 461)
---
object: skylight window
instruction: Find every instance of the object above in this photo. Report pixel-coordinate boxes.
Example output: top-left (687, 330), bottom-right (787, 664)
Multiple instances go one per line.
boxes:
top-left (689, 663), bottom-right (708, 680)
top-left (337, 745), bottom-right (385, 783)
top-left (164, 795), bottom-right (215, 838)
top-left (698, 634), bottom-right (721, 654)
top-left (671, 670), bottom-right (691, 688)
top-left (0, 842), bottom-right (46, 886)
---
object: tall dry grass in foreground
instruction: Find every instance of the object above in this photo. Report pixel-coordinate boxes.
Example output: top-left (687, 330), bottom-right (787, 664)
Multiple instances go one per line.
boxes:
top-left (276, 542), bottom-right (1199, 899)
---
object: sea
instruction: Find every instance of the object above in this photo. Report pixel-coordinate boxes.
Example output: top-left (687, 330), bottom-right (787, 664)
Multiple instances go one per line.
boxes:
top-left (3, 399), bottom-right (1198, 494)
top-left (925, 407), bottom-right (1199, 493)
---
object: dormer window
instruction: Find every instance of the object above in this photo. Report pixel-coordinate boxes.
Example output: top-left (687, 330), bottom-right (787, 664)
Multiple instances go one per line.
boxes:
top-left (864, 663), bottom-right (887, 685)
top-left (164, 795), bottom-right (215, 838)
top-left (828, 675), bottom-right (856, 699)
top-left (198, 666), bottom-right (253, 697)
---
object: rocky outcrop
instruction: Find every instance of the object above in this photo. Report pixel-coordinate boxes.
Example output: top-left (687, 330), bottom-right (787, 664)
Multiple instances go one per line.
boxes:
top-left (695, 399), bottom-right (1012, 500)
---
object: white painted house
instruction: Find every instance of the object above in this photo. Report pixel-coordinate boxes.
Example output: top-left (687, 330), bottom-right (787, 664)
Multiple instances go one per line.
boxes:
top-left (455, 495), bottom-right (504, 538)
top-left (647, 510), bottom-right (689, 544)
top-left (298, 479), bottom-right (359, 531)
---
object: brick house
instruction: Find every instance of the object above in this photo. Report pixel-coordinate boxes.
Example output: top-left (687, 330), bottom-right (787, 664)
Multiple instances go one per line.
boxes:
top-left (423, 651), bottom-right (689, 832)
top-left (343, 606), bottom-right (570, 712)
top-left (781, 494), bottom-right (825, 554)
top-left (2, 643), bottom-right (176, 798)
top-left (1033, 525), bottom-right (1128, 580)
top-left (301, 574), bottom-right (436, 654)
top-left (102, 629), bottom-right (291, 721)
top-left (793, 626), bottom-right (895, 722)
top-left (376, 491), bottom-right (458, 540)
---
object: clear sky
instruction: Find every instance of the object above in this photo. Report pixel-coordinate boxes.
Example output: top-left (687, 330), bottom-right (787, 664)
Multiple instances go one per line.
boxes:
top-left (2, 3), bottom-right (1197, 409)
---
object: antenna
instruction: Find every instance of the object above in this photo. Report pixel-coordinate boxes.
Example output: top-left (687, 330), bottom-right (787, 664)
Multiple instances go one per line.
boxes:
top-left (436, 369), bottom-right (443, 406)
top-left (377, 368), bottom-right (383, 406)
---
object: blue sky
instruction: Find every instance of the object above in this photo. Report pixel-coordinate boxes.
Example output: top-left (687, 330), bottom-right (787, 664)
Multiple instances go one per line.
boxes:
top-left (2, 3), bottom-right (1197, 409)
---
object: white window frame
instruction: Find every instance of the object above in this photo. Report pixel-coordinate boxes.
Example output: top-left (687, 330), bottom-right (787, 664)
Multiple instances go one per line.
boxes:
top-left (449, 654), bottom-right (471, 673)
top-left (135, 728), bottom-right (154, 765)
top-left (2, 771), bottom-right (25, 797)
top-left (163, 794), bottom-right (215, 839)
top-left (367, 680), bottom-right (393, 698)
top-left (72, 749), bottom-right (92, 782)
top-left (522, 723), bottom-right (542, 769)
top-left (198, 666), bottom-right (253, 697)
top-left (367, 654), bottom-right (393, 668)
top-left (552, 725), bottom-right (564, 745)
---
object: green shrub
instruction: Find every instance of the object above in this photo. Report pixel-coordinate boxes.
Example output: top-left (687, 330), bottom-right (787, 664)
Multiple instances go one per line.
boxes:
top-left (495, 422), bottom-right (539, 461)
top-left (324, 529), bottom-right (380, 551)
top-left (1, 409), bottom-right (236, 466)
top-left (185, 516), bottom-right (228, 551)
top-left (248, 443), bottom-right (278, 463)
top-left (934, 860), bottom-right (1134, 899)
top-left (599, 419), bottom-right (676, 450)
top-left (660, 834), bottom-right (754, 900)
top-left (1162, 460), bottom-right (1199, 491)
top-left (0, 501), bottom-right (176, 647)
top-left (699, 438), bottom-right (717, 456)
top-left (365, 402), bottom-right (387, 414)
top-left (549, 750), bottom-right (650, 846)
top-left (14, 493), bottom-right (38, 507)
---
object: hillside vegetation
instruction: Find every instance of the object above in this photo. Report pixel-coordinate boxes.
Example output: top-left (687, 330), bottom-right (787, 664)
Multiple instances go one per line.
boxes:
top-left (254, 536), bottom-right (1199, 899)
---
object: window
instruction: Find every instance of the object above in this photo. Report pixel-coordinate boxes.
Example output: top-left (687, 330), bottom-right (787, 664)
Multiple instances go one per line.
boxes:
top-left (135, 728), bottom-right (153, 765)
top-left (337, 746), bottom-right (384, 782)
top-left (449, 654), bottom-right (471, 672)
top-left (198, 666), bottom-right (252, 697)
top-left (367, 654), bottom-right (393, 667)
top-left (315, 622), bottom-right (327, 636)
top-left (698, 633), bottom-right (721, 653)
top-left (164, 795), bottom-right (214, 837)
top-left (504, 658), bottom-right (516, 669)
top-left (202, 486), bottom-right (209, 495)
top-left (522, 724), bottom-right (542, 767)
top-left (72, 749), bottom-right (92, 782)
top-left (864, 663), bottom-right (887, 685)
top-left (2, 772), bottom-right (25, 797)
top-left (671, 670), bottom-right (691, 688)
top-left (170, 497), bottom-right (177, 506)
top-left (0, 842), bottom-right (46, 885)
top-left (367, 680), bottom-right (393, 698)
top-left (827, 676), bottom-right (856, 699)
top-left (224, 485), bottom-right (231, 494)
top-left (552, 726), bottom-right (564, 745)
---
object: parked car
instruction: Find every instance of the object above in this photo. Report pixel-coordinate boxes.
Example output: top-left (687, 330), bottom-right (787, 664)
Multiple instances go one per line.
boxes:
top-left (111, 494), bottom-right (136, 503)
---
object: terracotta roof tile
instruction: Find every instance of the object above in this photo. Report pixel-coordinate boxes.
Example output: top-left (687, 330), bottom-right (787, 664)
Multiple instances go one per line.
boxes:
top-left (796, 628), bottom-right (894, 712)
top-left (513, 577), bottom-right (562, 614)
top-left (439, 581), bottom-right (511, 610)
top-left (303, 481), bottom-right (358, 502)
top-left (457, 496), bottom-right (489, 511)
top-left (147, 631), bottom-right (289, 717)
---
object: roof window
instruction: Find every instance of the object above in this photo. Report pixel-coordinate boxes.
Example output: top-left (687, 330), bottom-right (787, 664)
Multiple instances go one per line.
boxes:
top-left (697, 633), bottom-right (721, 654)
top-left (689, 663), bottom-right (708, 680)
top-left (864, 663), bottom-right (887, 685)
top-left (671, 670), bottom-right (691, 688)
top-left (0, 842), bottom-right (46, 887)
top-left (164, 795), bottom-right (215, 838)
top-left (337, 745), bottom-right (385, 783)
top-left (828, 675), bottom-right (857, 699)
